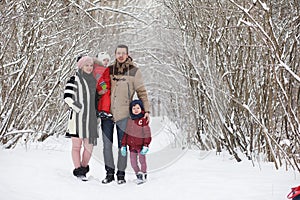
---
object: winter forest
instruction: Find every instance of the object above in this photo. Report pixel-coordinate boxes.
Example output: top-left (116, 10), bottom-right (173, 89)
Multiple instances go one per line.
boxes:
top-left (0, 0), bottom-right (299, 172)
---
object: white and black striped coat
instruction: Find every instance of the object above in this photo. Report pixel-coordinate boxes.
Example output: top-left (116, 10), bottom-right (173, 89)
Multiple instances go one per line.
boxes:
top-left (64, 70), bottom-right (98, 145)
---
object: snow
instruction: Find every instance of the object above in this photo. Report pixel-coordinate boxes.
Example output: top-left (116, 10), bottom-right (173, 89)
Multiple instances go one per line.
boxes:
top-left (260, 1), bottom-right (270, 11)
top-left (0, 117), bottom-right (298, 200)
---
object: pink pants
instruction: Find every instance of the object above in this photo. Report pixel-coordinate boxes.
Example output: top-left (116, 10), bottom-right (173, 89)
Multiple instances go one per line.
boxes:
top-left (71, 137), bottom-right (93, 168)
top-left (130, 150), bottom-right (147, 174)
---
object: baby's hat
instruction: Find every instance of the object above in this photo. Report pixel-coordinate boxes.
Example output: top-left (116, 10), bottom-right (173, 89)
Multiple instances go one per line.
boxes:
top-left (97, 52), bottom-right (111, 62)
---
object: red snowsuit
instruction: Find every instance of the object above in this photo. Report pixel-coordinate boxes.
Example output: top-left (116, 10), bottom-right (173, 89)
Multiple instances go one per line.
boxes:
top-left (94, 63), bottom-right (111, 113)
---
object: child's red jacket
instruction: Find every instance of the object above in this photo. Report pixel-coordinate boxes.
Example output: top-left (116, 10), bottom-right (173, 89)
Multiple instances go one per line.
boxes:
top-left (94, 63), bottom-right (111, 113)
top-left (121, 117), bottom-right (152, 152)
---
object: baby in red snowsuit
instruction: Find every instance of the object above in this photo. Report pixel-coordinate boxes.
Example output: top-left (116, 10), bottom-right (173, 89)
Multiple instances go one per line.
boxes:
top-left (121, 99), bottom-right (152, 183)
top-left (94, 52), bottom-right (112, 118)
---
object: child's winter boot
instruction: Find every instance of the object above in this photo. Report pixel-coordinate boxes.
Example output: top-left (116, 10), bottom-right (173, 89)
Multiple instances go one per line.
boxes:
top-left (136, 172), bottom-right (143, 181)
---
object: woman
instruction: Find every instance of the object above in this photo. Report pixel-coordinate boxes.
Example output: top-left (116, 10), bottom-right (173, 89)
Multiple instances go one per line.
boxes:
top-left (64, 56), bottom-right (98, 180)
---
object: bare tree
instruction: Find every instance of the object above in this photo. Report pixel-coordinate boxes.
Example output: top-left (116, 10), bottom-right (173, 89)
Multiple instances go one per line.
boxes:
top-left (159, 0), bottom-right (299, 171)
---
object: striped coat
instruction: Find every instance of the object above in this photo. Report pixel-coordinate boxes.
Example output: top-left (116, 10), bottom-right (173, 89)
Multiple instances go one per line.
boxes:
top-left (64, 71), bottom-right (98, 145)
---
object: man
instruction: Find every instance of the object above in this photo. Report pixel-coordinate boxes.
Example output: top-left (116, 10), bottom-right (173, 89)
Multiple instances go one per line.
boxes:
top-left (100, 44), bottom-right (150, 184)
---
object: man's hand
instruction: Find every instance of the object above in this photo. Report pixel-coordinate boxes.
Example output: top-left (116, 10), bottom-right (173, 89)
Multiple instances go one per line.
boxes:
top-left (144, 112), bottom-right (150, 123)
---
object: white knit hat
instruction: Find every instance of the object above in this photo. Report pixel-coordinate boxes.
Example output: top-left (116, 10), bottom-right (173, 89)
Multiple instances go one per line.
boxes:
top-left (97, 52), bottom-right (111, 62)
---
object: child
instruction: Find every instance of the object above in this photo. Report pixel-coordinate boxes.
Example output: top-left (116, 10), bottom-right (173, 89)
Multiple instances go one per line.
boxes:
top-left (64, 56), bottom-right (98, 180)
top-left (94, 52), bottom-right (112, 118)
top-left (121, 99), bottom-right (152, 184)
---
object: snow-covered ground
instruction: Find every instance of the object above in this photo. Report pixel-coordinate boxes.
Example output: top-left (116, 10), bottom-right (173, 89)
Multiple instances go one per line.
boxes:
top-left (0, 117), bottom-right (298, 200)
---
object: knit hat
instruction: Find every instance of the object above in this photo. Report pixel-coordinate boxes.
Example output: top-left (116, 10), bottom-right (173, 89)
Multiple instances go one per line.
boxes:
top-left (76, 53), bottom-right (87, 62)
top-left (77, 56), bottom-right (93, 69)
top-left (129, 99), bottom-right (145, 119)
top-left (97, 52), bottom-right (111, 62)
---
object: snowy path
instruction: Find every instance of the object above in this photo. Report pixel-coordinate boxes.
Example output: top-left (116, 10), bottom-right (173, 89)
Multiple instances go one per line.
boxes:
top-left (0, 117), bottom-right (298, 200)
top-left (0, 137), bottom-right (298, 200)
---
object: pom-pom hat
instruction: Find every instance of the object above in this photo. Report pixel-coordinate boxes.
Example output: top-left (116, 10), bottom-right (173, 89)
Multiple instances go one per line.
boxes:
top-left (97, 52), bottom-right (111, 62)
top-left (129, 99), bottom-right (145, 120)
